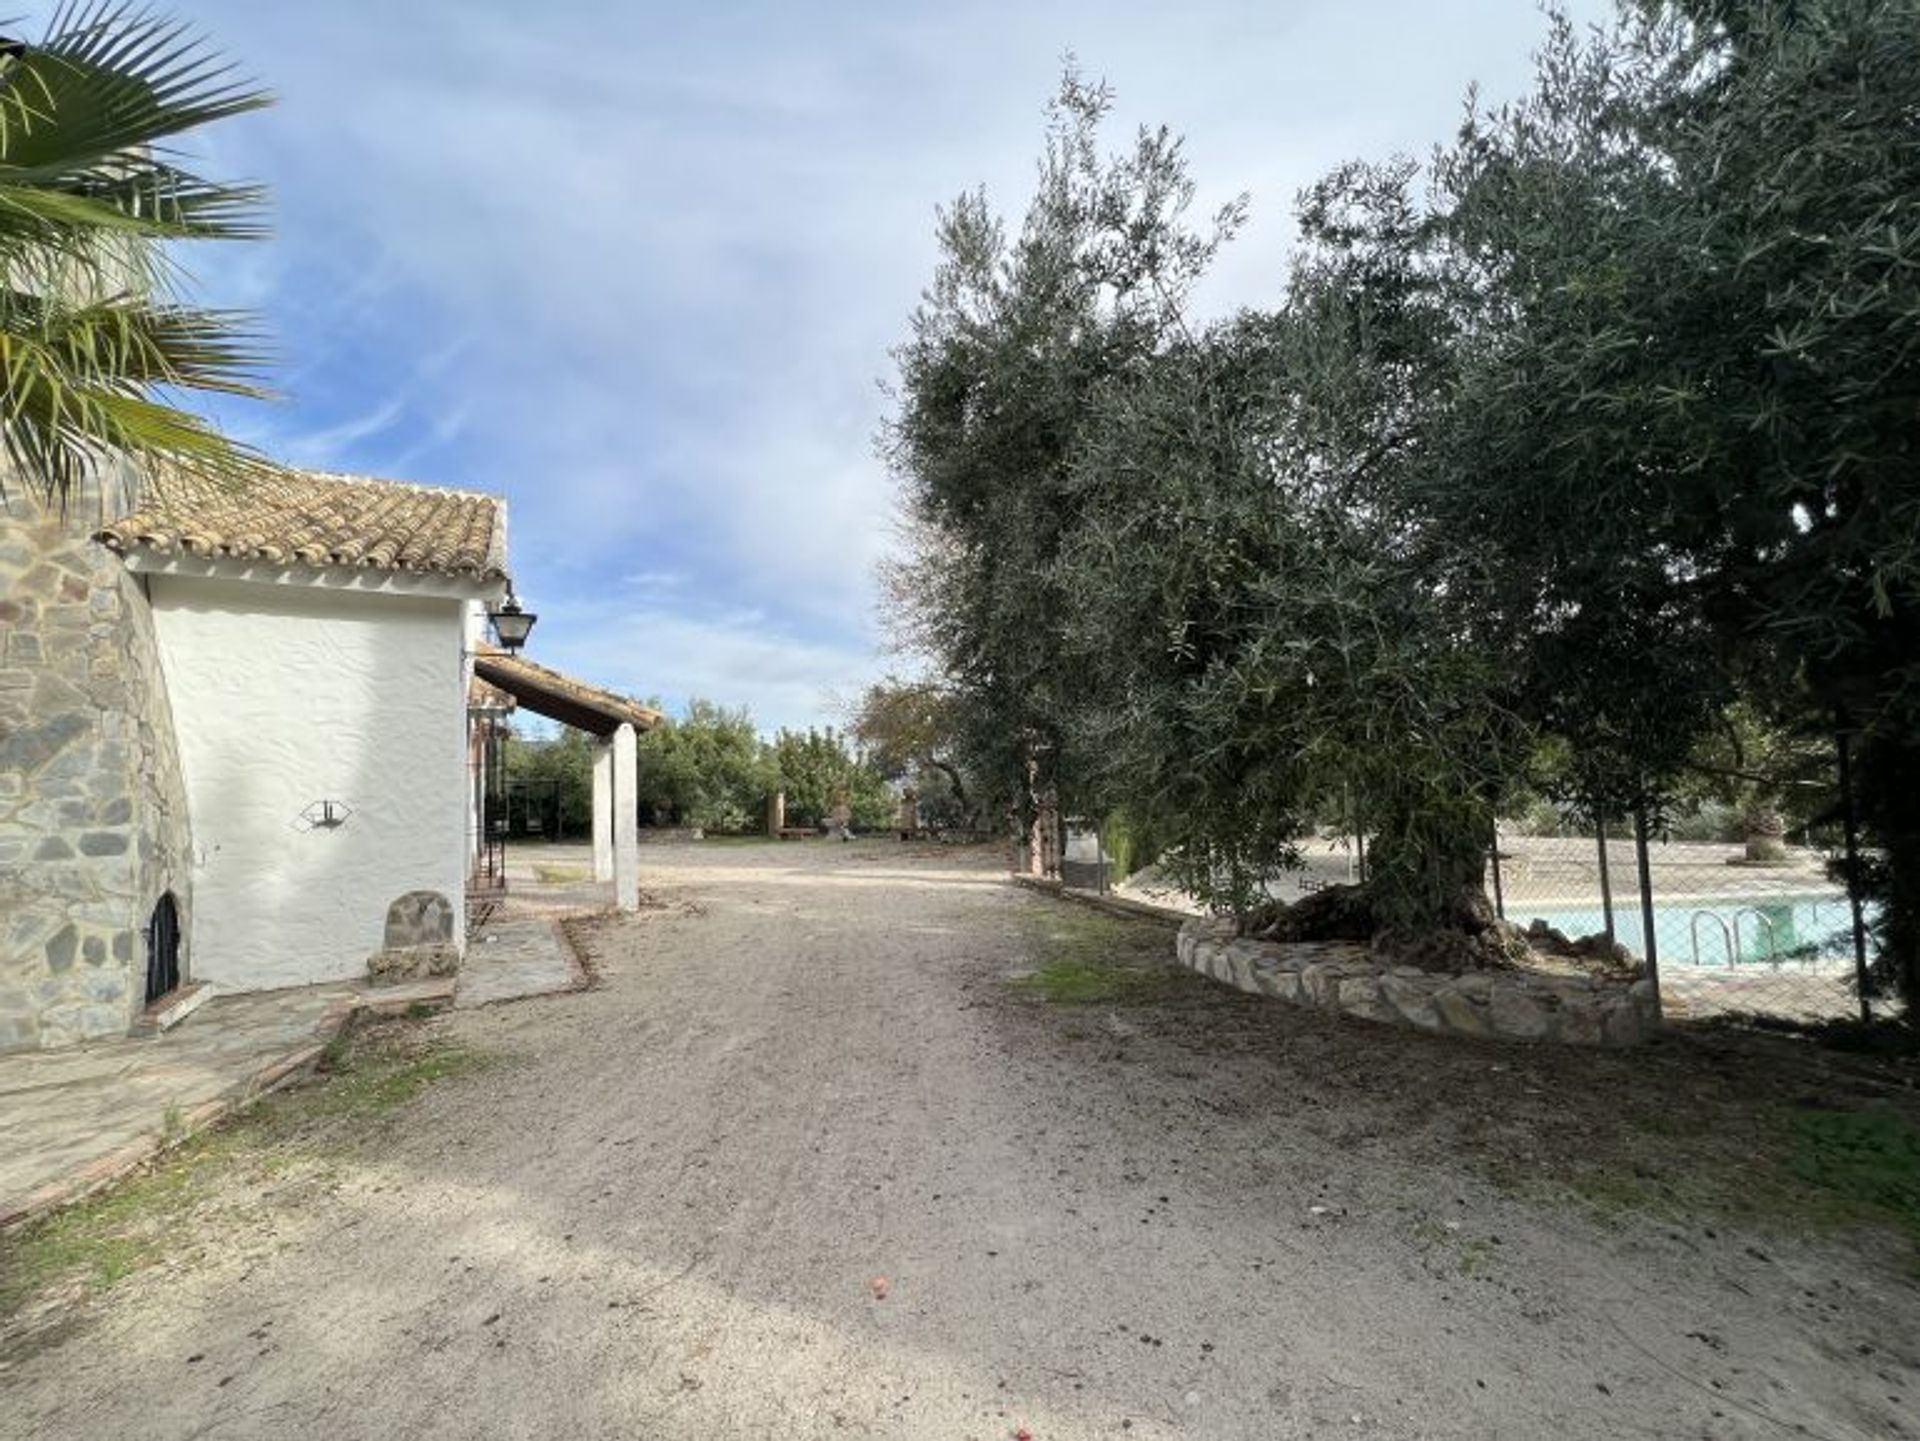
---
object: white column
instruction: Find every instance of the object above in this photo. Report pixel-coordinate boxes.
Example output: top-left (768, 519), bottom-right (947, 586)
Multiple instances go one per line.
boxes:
top-left (592, 737), bottom-right (614, 882)
top-left (612, 721), bottom-right (640, 912)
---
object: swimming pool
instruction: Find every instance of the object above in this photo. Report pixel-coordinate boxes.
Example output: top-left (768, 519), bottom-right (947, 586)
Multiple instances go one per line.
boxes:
top-left (1514, 893), bottom-right (1864, 969)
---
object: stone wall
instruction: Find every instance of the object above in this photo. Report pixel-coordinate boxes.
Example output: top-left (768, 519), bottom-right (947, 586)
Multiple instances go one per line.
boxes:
top-left (0, 472), bottom-right (194, 1051)
top-left (1176, 917), bottom-right (1658, 1047)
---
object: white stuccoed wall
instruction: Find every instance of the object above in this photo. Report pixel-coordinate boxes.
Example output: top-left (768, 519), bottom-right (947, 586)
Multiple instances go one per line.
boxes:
top-left (147, 575), bottom-right (468, 992)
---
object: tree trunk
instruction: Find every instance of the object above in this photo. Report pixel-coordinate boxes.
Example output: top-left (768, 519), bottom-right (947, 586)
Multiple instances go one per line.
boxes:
top-left (1252, 799), bottom-right (1494, 946)
top-left (1363, 805), bottom-right (1495, 933)
top-left (928, 755), bottom-right (974, 825)
top-left (1853, 726), bottom-right (1920, 1013)
top-left (1741, 805), bottom-right (1788, 863)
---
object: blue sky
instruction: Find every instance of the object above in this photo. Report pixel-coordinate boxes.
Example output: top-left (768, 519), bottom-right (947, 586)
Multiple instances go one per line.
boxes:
top-left (174, 0), bottom-right (1610, 733)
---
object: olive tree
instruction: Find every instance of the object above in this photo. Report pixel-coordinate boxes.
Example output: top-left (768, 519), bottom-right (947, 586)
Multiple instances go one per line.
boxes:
top-left (883, 69), bottom-right (1242, 841)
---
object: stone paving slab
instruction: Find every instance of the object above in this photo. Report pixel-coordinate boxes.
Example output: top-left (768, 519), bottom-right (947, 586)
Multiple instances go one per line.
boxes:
top-left (0, 976), bottom-right (454, 1231)
top-left (2, 848), bottom-right (603, 1230)
top-left (456, 913), bottom-right (585, 1008)
top-left (454, 843), bottom-right (603, 1008)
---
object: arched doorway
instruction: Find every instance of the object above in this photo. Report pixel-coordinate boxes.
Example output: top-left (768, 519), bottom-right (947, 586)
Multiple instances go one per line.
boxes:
top-left (145, 893), bottom-right (182, 1004)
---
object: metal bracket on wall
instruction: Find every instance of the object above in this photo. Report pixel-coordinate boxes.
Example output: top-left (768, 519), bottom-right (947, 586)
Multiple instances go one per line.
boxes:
top-left (294, 799), bottom-right (353, 831)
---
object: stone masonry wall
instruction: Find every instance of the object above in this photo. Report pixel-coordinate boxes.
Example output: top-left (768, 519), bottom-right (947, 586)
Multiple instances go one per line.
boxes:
top-left (0, 472), bottom-right (194, 1051)
top-left (1177, 917), bottom-right (1659, 1047)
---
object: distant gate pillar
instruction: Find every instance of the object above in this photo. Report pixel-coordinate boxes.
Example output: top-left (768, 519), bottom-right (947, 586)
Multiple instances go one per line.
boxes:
top-left (612, 722), bottom-right (640, 912)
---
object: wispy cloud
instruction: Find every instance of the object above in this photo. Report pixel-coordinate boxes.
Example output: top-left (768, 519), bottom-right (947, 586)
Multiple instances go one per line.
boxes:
top-left (180, 0), bottom-right (1609, 725)
top-left (534, 601), bottom-right (881, 736)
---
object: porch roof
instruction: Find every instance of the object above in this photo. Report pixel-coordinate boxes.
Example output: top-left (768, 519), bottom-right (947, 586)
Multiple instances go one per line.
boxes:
top-left (472, 648), bottom-right (662, 736)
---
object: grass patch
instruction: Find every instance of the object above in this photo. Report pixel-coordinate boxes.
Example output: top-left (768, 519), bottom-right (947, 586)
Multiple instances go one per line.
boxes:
top-left (532, 864), bottom-right (591, 884)
top-left (1016, 958), bottom-right (1165, 1004)
top-left (1547, 1099), bottom-right (1920, 1258)
top-left (294, 1040), bottom-right (484, 1128)
top-left (1790, 1107), bottom-right (1920, 1238)
top-left (1012, 902), bottom-right (1185, 1006)
top-left (0, 1023), bottom-right (487, 1328)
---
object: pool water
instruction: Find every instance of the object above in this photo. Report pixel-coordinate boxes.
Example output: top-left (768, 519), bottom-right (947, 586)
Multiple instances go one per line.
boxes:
top-left (1514, 894), bottom-right (1862, 968)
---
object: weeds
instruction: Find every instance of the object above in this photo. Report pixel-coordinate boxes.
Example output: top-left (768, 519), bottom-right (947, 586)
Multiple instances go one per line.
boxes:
top-left (1411, 1219), bottom-right (1497, 1277)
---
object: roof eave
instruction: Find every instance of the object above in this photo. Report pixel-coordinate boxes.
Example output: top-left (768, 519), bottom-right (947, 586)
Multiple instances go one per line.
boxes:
top-left (113, 546), bottom-right (511, 602)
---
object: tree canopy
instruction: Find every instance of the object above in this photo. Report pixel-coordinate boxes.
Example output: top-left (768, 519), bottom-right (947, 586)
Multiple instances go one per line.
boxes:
top-left (884, 1), bottom-right (1920, 1005)
top-left (507, 701), bottom-right (897, 836)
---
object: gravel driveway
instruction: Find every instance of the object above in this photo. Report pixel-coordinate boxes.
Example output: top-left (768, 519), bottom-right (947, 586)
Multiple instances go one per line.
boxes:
top-left (4, 840), bottom-right (1915, 1440)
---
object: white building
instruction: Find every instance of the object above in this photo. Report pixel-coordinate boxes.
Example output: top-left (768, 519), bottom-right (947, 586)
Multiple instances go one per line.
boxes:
top-left (2, 463), bottom-right (662, 1051)
top-left (94, 468), bottom-right (511, 994)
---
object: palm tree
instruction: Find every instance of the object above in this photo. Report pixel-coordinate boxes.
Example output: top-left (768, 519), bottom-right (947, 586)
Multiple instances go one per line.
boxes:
top-left (1, 2), bottom-right (271, 507)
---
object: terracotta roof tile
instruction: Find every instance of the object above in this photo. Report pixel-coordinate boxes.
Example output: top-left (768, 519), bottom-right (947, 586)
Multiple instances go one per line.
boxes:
top-left (95, 468), bottom-right (507, 582)
top-left (468, 675), bottom-right (518, 712)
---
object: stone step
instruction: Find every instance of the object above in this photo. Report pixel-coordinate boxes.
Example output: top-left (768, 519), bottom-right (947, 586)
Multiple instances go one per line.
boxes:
top-left (131, 981), bottom-right (214, 1036)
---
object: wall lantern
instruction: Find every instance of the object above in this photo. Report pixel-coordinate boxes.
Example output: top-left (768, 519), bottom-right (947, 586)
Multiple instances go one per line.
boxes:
top-left (489, 590), bottom-right (537, 652)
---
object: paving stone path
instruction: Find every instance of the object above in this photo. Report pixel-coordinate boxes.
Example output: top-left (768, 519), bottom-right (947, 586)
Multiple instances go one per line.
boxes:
top-left (1, 855), bottom-right (596, 1224)
top-left (0, 984), bottom-right (352, 1222)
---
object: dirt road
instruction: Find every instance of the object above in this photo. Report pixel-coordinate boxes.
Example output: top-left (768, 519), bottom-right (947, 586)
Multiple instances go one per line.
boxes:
top-left (4, 841), bottom-right (1915, 1439)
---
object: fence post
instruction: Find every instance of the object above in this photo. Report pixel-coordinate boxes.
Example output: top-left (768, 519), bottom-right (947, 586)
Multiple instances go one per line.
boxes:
top-left (1835, 728), bottom-right (1874, 1025)
top-left (1353, 791), bottom-right (1368, 885)
top-left (1488, 818), bottom-right (1505, 921)
top-left (1633, 806), bottom-right (1663, 1025)
top-left (1595, 808), bottom-right (1617, 946)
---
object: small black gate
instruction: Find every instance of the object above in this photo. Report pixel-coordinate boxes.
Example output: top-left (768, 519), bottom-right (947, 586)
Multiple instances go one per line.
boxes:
top-left (470, 715), bottom-right (509, 895)
top-left (145, 892), bottom-right (181, 1004)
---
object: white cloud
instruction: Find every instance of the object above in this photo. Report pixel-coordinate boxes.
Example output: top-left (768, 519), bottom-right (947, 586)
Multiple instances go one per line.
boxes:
top-left (531, 601), bottom-right (882, 737)
top-left (180, 0), bottom-right (1615, 728)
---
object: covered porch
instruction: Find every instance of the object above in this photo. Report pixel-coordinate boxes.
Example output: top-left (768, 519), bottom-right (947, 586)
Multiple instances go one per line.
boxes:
top-left (471, 649), bottom-right (663, 913)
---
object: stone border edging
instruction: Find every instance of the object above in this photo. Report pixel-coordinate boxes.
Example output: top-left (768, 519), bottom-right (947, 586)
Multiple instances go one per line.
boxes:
top-left (551, 915), bottom-right (601, 990)
top-left (1007, 874), bottom-right (1186, 928)
top-left (1176, 917), bottom-right (1658, 1047)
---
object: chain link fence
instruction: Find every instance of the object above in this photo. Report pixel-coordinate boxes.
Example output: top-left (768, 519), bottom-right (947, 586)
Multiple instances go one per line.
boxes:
top-left (1043, 791), bottom-right (1891, 1030)
top-left (1490, 821), bottom-right (1875, 1026)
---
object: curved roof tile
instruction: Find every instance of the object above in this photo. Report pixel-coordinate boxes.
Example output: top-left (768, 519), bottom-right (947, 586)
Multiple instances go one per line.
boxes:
top-left (96, 468), bottom-right (507, 582)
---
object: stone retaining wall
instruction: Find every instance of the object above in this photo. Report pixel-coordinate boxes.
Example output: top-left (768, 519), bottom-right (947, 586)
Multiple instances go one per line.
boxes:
top-left (1176, 917), bottom-right (1658, 1046)
top-left (0, 469), bottom-right (194, 1051)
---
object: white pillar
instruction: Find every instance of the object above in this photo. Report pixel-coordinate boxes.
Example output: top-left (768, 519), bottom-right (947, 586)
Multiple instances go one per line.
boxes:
top-left (612, 721), bottom-right (640, 912)
top-left (592, 737), bottom-right (614, 882)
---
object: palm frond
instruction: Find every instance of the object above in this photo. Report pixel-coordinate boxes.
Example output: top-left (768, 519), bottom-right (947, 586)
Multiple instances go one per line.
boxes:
top-left (0, 4), bottom-right (273, 503)
top-left (1, 3), bottom-right (270, 165)
top-left (2, 317), bottom-right (275, 505)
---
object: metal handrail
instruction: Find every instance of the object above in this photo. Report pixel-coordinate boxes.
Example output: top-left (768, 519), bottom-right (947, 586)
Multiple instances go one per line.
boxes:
top-left (1690, 911), bottom-right (1734, 968)
top-left (1731, 908), bottom-right (1780, 965)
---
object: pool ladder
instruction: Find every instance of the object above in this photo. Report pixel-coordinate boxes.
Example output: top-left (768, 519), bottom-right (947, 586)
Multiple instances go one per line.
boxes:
top-left (1690, 912), bottom-right (1732, 967)
top-left (1689, 909), bottom-right (1780, 967)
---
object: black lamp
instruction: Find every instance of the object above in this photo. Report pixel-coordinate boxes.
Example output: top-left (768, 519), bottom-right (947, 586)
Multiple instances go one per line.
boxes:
top-left (489, 590), bottom-right (537, 652)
